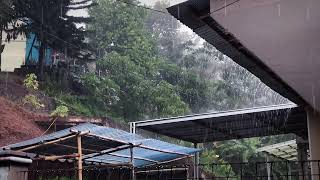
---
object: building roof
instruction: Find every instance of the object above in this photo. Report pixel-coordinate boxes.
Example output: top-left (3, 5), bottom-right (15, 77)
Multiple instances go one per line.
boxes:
top-left (167, 0), bottom-right (319, 111)
top-left (2, 123), bottom-right (199, 167)
top-left (133, 104), bottom-right (307, 143)
top-left (257, 140), bottom-right (298, 161)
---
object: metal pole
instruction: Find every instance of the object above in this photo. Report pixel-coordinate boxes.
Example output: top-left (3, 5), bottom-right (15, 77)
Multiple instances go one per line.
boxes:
top-left (288, 162), bottom-right (292, 180)
top-left (267, 156), bottom-right (271, 180)
top-left (240, 162), bottom-right (243, 180)
top-left (77, 135), bottom-right (83, 180)
top-left (130, 122), bottom-right (136, 134)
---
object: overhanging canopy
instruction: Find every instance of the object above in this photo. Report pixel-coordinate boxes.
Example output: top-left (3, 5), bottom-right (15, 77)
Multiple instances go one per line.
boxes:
top-left (167, 0), bottom-right (320, 112)
top-left (2, 123), bottom-right (199, 167)
top-left (133, 104), bottom-right (307, 143)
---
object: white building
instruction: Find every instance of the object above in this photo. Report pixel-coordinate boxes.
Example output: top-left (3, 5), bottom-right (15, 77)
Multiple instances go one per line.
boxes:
top-left (1, 31), bottom-right (26, 72)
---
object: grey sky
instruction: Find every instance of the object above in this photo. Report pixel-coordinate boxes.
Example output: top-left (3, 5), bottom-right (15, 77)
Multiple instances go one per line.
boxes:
top-left (138, 0), bottom-right (186, 6)
top-left (69, 0), bottom-right (187, 17)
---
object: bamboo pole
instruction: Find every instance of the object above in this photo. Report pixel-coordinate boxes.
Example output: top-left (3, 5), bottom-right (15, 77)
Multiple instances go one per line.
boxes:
top-left (53, 143), bottom-right (98, 153)
top-left (35, 154), bottom-right (79, 161)
top-left (77, 135), bottom-right (83, 180)
top-left (82, 143), bottom-right (141, 160)
top-left (144, 154), bottom-right (195, 168)
top-left (108, 153), bottom-right (158, 163)
top-left (139, 144), bottom-right (192, 156)
top-left (17, 131), bottom-right (89, 152)
top-left (18, 134), bottom-right (78, 152)
top-left (130, 145), bottom-right (135, 180)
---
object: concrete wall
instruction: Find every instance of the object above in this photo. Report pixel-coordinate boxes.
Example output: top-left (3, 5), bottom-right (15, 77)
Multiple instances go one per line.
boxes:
top-left (210, 0), bottom-right (320, 112)
top-left (1, 32), bottom-right (26, 72)
top-left (0, 167), bottom-right (9, 180)
top-left (0, 165), bottom-right (28, 180)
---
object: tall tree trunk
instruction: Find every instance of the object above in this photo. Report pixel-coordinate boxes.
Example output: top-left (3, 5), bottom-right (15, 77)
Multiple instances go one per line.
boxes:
top-left (38, 2), bottom-right (45, 79)
top-left (0, 26), bottom-right (3, 70)
top-left (38, 41), bottom-right (45, 79)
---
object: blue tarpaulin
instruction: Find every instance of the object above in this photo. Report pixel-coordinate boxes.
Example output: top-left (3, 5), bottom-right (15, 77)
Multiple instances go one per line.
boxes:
top-left (3, 123), bottom-right (200, 167)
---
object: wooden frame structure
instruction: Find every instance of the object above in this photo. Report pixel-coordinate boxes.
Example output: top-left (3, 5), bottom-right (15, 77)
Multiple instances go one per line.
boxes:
top-left (2, 123), bottom-right (200, 180)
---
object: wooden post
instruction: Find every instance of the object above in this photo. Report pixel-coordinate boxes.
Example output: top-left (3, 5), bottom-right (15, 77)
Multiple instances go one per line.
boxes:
top-left (193, 143), bottom-right (199, 180)
top-left (77, 135), bottom-right (83, 180)
top-left (130, 145), bottom-right (135, 180)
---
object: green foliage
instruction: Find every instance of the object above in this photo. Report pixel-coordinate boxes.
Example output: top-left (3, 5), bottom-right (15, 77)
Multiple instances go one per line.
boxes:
top-left (201, 150), bottom-right (236, 178)
top-left (22, 94), bottom-right (44, 109)
top-left (23, 73), bottom-right (39, 90)
top-left (149, 81), bottom-right (189, 117)
top-left (56, 94), bottom-right (108, 117)
top-left (81, 73), bottom-right (120, 107)
top-left (200, 138), bottom-right (262, 177)
top-left (22, 73), bottom-right (44, 109)
top-left (84, 0), bottom-right (191, 121)
top-left (50, 105), bottom-right (69, 118)
top-left (215, 139), bottom-right (261, 163)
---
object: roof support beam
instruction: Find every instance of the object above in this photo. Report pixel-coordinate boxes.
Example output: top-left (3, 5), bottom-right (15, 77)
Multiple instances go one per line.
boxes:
top-left (139, 144), bottom-right (192, 157)
top-left (17, 131), bottom-right (89, 152)
top-left (109, 153), bottom-right (159, 163)
top-left (53, 143), bottom-right (98, 153)
top-left (82, 144), bottom-right (140, 160)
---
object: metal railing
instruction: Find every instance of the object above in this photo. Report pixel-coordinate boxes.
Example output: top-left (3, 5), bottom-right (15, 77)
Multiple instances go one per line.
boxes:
top-left (16, 160), bottom-right (320, 180)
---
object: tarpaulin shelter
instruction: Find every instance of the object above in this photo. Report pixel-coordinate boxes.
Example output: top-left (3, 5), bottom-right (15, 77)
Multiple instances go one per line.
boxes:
top-left (2, 123), bottom-right (199, 180)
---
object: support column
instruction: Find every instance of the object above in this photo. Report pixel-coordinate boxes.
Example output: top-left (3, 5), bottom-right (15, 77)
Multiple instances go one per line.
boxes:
top-left (297, 137), bottom-right (309, 180)
top-left (307, 108), bottom-right (320, 180)
top-left (77, 135), bottom-right (83, 180)
top-left (288, 163), bottom-right (292, 180)
top-left (266, 156), bottom-right (271, 180)
top-left (130, 122), bottom-right (136, 134)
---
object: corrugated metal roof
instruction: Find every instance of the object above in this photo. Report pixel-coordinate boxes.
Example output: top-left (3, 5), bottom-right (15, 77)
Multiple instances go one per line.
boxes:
top-left (134, 104), bottom-right (307, 143)
top-left (257, 140), bottom-right (298, 161)
top-left (5, 123), bottom-right (144, 150)
top-left (2, 123), bottom-right (199, 167)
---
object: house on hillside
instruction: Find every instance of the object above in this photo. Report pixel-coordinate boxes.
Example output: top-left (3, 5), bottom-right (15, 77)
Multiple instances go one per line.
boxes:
top-left (0, 31), bottom-right (66, 72)
top-left (24, 33), bottom-right (52, 66)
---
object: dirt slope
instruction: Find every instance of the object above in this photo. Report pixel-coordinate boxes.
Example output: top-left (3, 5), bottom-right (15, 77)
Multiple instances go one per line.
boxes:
top-left (0, 96), bottom-right (48, 147)
top-left (0, 73), bottom-right (55, 113)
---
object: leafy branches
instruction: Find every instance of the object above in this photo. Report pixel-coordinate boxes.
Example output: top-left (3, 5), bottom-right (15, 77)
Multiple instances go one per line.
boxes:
top-left (23, 73), bottom-right (39, 90)
top-left (50, 105), bottom-right (69, 118)
top-left (22, 73), bottom-right (44, 109)
top-left (22, 94), bottom-right (44, 109)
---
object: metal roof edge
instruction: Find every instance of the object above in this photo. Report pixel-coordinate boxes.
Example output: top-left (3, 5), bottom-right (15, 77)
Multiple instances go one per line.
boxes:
top-left (134, 103), bottom-right (299, 127)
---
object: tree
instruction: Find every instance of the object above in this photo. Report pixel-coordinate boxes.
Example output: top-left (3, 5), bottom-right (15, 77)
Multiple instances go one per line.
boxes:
top-left (8, 0), bottom-right (93, 78)
top-left (80, 0), bottom-right (190, 121)
top-left (182, 42), bottom-right (289, 111)
top-left (0, 0), bottom-right (16, 67)
top-left (200, 149), bottom-right (236, 178)
top-left (145, 0), bottom-right (195, 63)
